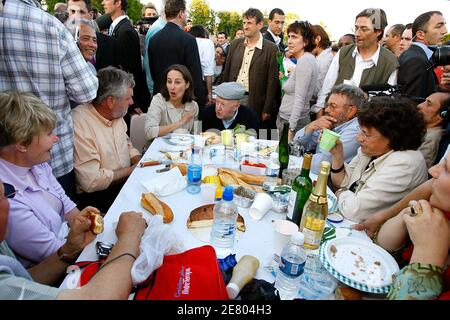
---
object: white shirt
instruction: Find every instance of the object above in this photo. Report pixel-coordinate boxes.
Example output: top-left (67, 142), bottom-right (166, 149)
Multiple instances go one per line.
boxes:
top-left (312, 45), bottom-right (398, 112)
top-left (195, 38), bottom-right (215, 77)
top-left (338, 149), bottom-right (428, 222)
top-left (109, 15), bottom-right (128, 35)
top-left (267, 29), bottom-right (281, 46)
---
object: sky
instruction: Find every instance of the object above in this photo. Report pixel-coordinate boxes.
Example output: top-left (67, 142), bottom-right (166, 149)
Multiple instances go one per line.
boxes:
top-left (145, 0), bottom-right (450, 40)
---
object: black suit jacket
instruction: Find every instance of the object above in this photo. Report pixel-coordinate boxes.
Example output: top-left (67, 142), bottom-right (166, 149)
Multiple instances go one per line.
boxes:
top-left (148, 22), bottom-right (206, 108)
top-left (263, 30), bottom-right (286, 53)
top-left (95, 32), bottom-right (120, 71)
top-left (111, 18), bottom-right (150, 112)
top-left (201, 104), bottom-right (260, 133)
top-left (398, 44), bottom-right (438, 100)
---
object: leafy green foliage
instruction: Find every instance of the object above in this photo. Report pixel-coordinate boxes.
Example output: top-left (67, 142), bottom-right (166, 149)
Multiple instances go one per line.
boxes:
top-left (189, 0), bottom-right (216, 34)
top-left (216, 11), bottom-right (243, 40)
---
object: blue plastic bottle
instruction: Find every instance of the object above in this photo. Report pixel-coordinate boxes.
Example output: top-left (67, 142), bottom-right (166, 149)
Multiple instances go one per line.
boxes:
top-left (187, 147), bottom-right (202, 194)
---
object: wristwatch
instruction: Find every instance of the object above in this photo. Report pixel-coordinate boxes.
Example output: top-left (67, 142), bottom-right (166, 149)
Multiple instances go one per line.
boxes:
top-left (57, 246), bottom-right (78, 264)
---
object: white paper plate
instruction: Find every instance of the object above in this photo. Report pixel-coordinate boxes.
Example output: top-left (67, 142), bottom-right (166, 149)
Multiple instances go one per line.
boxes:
top-left (167, 135), bottom-right (194, 146)
top-left (189, 225), bottom-right (245, 243)
top-left (320, 237), bottom-right (399, 294)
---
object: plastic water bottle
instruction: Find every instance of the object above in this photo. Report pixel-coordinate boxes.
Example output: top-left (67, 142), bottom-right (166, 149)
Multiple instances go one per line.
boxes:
top-left (210, 186), bottom-right (238, 258)
top-left (275, 231), bottom-right (307, 300)
top-left (187, 147), bottom-right (202, 194)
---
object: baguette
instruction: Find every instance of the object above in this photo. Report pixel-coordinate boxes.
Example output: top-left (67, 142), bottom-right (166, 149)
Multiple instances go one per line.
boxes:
top-left (141, 192), bottom-right (174, 223)
top-left (236, 177), bottom-right (256, 191)
top-left (218, 168), bottom-right (265, 186)
top-left (218, 172), bottom-right (239, 186)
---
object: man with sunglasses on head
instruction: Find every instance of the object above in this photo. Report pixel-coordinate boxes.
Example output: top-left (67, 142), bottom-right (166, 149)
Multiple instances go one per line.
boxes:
top-left (0, 179), bottom-right (146, 300)
top-left (312, 8), bottom-right (398, 118)
top-left (293, 84), bottom-right (365, 174)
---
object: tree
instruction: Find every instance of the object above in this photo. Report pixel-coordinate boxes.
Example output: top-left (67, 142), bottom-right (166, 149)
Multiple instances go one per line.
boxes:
top-left (285, 12), bottom-right (300, 28)
top-left (188, 0), bottom-right (216, 33)
top-left (216, 11), bottom-right (243, 40)
top-left (125, 0), bottom-right (143, 24)
top-left (42, 0), bottom-right (59, 13)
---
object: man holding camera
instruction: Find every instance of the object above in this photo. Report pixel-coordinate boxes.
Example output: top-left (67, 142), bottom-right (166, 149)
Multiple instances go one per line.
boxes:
top-left (398, 11), bottom-right (448, 99)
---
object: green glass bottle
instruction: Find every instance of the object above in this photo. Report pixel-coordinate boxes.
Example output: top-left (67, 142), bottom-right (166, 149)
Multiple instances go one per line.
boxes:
top-left (277, 52), bottom-right (287, 89)
top-left (286, 153), bottom-right (313, 226)
top-left (299, 161), bottom-right (330, 250)
top-left (278, 122), bottom-right (290, 178)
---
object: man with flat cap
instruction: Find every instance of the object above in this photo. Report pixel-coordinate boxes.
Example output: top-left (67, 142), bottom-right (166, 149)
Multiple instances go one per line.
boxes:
top-left (201, 82), bottom-right (260, 132)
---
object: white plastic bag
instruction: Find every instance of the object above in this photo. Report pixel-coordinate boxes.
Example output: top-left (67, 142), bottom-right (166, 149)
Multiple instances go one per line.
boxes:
top-left (131, 214), bottom-right (185, 285)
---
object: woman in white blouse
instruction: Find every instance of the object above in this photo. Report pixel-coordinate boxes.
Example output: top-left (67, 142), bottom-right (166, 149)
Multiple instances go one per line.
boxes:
top-left (329, 97), bottom-right (429, 223)
top-left (145, 64), bottom-right (199, 141)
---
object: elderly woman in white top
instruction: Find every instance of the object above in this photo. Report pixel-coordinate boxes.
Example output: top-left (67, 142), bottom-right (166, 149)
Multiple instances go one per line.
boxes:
top-left (145, 64), bottom-right (199, 141)
top-left (277, 21), bottom-right (319, 141)
top-left (329, 97), bottom-right (429, 223)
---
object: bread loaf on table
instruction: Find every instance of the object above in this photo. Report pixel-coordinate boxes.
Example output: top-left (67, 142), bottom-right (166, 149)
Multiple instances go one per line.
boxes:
top-left (141, 192), bottom-right (174, 223)
top-left (218, 168), bottom-right (265, 186)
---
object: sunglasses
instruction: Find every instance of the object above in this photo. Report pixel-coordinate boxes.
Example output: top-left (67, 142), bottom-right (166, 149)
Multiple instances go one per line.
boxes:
top-left (3, 182), bottom-right (16, 199)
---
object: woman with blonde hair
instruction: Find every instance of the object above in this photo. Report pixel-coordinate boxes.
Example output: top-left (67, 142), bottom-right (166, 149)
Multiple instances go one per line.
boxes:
top-left (0, 91), bottom-right (99, 268)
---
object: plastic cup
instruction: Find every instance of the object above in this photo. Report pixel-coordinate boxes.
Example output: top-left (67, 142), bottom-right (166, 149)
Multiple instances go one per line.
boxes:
top-left (221, 130), bottom-right (233, 146)
top-left (201, 183), bottom-right (216, 204)
top-left (240, 142), bottom-right (257, 156)
top-left (319, 129), bottom-right (341, 152)
top-left (282, 168), bottom-right (300, 186)
top-left (273, 220), bottom-right (299, 255)
top-left (249, 193), bottom-right (273, 220)
top-left (235, 133), bottom-right (248, 148)
top-left (194, 135), bottom-right (206, 148)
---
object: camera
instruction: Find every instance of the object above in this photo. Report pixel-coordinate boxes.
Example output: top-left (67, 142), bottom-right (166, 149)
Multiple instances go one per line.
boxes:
top-left (137, 16), bottom-right (158, 35)
top-left (429, 45), bottom-right (450, 68)
top-left (360, 84), bottom-right (425, 105)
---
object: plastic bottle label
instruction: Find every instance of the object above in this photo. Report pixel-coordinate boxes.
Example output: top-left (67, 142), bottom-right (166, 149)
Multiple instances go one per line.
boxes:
top-left (279, 256), bottom-right (305, 278)
top-left (287, 190), bottom-right (297, 219)
top-left (187, 165), bottom-right (202, 183)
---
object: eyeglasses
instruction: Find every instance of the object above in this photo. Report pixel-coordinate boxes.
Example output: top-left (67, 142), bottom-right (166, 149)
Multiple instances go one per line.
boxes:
top-left (325, 102), bottom-right (353, 110)
top-left (3, 182), bottom-right (16, 199)
top-left (358, 129), bottom-right (379, 140)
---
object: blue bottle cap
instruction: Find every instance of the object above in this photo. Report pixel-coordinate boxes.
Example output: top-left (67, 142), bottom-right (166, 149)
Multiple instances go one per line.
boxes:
top-left (222, 186), bottom-right (233, 201)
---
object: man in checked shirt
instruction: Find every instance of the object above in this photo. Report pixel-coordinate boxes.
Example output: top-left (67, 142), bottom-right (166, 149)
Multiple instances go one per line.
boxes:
top-left (0, 0), bottom-right (98, 201)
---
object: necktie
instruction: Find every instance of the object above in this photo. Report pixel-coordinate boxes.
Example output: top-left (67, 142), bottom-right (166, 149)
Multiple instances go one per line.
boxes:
top-left (108, 25), bottom-right (114, 36)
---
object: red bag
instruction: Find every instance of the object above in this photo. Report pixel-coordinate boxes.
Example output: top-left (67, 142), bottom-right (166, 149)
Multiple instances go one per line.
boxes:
top-left (77, 245), bottom-right (228, 300)
top-left (134, 245), bottom-right (229, 300)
